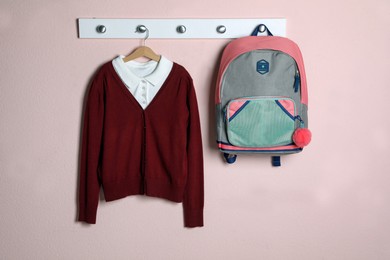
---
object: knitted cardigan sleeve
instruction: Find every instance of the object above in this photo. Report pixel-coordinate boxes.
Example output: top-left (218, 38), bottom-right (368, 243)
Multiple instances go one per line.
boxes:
top-left (78, 72), bottom-right (104, 224)
top-left (183, 77), bottom-right (204, 227)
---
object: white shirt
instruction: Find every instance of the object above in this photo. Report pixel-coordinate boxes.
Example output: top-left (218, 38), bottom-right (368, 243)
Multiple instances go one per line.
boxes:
top-left (112, 55), bottom-right (173, 109)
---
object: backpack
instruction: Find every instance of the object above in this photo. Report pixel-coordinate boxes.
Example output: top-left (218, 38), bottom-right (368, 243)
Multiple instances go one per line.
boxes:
top-left (215, 24), bottom-right (311, 166)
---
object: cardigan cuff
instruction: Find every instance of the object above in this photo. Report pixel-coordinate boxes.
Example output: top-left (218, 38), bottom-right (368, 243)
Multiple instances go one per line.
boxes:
top-left (184, 208), bottom-right (203, 228)
top-left (78, 207), bottom-right (97, 224)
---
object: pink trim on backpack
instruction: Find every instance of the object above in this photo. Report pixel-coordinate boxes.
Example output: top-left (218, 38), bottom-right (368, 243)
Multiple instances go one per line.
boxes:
top-left (228, 100), bottom-right (247, 119)
top-left (278, 99), bottom-right (295, 116)
top-left (215, 36), bottom-right (308, 105)
top-left (218, 143), bottom-right (300, 151)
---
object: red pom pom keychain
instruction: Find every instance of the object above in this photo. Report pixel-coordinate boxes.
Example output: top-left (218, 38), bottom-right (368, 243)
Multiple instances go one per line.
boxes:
top-left (293, 128), bottom-right (312, 147)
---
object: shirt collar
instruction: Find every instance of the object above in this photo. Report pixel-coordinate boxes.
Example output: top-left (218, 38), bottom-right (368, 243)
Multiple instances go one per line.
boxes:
top-left (112, 55), bottom-right (173, 89)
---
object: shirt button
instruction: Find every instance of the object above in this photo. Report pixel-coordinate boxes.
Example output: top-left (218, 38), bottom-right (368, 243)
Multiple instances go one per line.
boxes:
top-left (141, 80), bottom-right (146, 84)
top-left (142, 100), bottom-right (146, 104)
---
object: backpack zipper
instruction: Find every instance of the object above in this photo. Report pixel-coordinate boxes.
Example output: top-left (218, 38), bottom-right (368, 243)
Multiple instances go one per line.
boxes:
top-left (294, 115), bottom-right (304, 127)
top-left (293, 69), bottom-right (300, 93)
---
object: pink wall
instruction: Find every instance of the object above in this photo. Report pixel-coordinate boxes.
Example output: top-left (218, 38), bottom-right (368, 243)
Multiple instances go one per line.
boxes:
top-left (1, 0), bottom-right (390, 259)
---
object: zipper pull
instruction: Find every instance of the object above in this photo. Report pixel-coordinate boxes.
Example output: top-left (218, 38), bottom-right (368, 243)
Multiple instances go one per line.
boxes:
top-left (293, 70), bottom-right (300, 93)
top-left (295, 115), bottom-right (304, 128)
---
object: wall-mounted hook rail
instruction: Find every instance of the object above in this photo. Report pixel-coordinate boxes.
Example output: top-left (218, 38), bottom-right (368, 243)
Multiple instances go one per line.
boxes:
top-left (78, 18), bottom-right (286, 39)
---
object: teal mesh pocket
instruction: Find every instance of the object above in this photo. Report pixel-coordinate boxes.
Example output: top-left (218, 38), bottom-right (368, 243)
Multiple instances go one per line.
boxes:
top-left (226, 97), bottom-right (296, 147)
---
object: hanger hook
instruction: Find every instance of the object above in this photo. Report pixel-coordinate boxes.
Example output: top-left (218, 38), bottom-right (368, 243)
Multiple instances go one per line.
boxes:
top-left (136, 25), bottom-right (149, 46)
top-left (143, 28), bottom-right (149, 45)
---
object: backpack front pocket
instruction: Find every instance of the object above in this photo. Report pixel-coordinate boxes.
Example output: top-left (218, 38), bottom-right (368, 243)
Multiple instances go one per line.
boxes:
top-left (225, 97), bottom-right (296, 147)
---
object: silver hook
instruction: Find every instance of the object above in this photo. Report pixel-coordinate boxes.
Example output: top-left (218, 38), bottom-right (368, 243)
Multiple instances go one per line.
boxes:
top-left (176, 25), bottom-right (186, 34)
top-left (96, 25), bottom-right (106, 33)
top-left (216, 25), bottom-right (226, 34)
top-left (259, 24), bottom-right (266, 33)
top-left (136, 25), bottom-right (149, 46)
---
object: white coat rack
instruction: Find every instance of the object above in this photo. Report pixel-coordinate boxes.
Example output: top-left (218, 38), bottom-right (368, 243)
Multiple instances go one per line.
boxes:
top-left (78, 18), bottom-right (286, 39)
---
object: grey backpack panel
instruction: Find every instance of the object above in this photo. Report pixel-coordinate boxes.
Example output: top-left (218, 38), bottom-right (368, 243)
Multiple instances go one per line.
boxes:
top-left (217, 50), bottom-right (307, 148)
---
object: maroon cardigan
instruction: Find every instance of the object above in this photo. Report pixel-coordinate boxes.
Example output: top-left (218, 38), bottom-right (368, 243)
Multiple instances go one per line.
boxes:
top-left (78, 61), bottom-right (204, 227)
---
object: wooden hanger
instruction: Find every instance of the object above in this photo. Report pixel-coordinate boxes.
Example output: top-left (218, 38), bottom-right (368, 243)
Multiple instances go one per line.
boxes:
top-left (122, 27), bottom-right (161, 63)
top-left (122, 46), bottom-right (160, 62)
